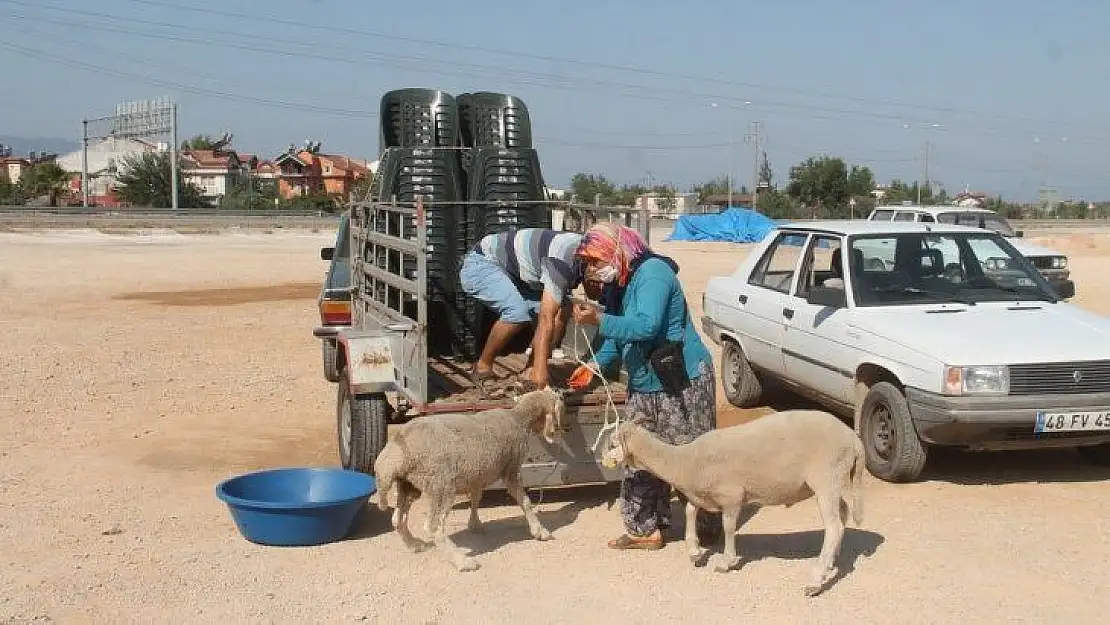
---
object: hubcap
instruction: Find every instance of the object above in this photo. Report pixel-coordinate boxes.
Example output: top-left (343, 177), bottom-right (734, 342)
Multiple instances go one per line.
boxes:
top-left (870, 404), bottom-right (894, 461)
top-left (726, 349), bottom-right (742, 391)
top-left (340, 394), bottom-right (352, 462)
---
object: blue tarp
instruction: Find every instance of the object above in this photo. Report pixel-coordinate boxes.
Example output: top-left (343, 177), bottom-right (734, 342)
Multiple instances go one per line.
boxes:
top-left (665, 207), bottom-right (777, 243)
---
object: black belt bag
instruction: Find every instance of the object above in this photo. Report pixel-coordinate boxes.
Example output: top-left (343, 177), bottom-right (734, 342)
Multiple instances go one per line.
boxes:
top-left (644, 303), bottom-right (691, 396)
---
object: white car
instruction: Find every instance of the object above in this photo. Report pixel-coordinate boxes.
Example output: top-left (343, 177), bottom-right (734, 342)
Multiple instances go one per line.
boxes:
top-left (866, 205), bottom-right (1073, 296)
top-left (701, 220), bottom-right (1109, 483)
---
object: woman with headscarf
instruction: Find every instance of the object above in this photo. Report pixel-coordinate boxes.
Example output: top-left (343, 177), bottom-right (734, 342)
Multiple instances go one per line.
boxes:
top-left (569, 222), bottom-right (720, 550)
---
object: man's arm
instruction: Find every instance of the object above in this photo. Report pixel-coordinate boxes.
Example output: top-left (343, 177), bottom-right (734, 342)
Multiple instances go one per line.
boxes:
top-left (530, 289), bottom-right (563, 386)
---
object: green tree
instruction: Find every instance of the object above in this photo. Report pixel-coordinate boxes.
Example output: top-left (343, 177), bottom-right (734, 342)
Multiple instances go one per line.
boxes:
top-left (653, 184), bottom-right (677, 214)
top-left (758, 189), bottom-right (797, 219)
top-left (569, 172), bottom-right (619, 204)
top-left (280, 192), bottom-right (341, 213)
top-left (181, 135), bottom-right (219, 151)
top-left (0, 177), bottom-right (22, 205)
top-left (219, 176), bottom-right (280, 211)
top-left (17, 162), bottom-right (72, 207)
top-left (758, 151), bottom-right (774, 190)
top-left (114, 152), bottom-right (206, 208)
top-left (691, 176), bottom-right (746, 204)
top-left (785, 156), bottom-right (876, 218)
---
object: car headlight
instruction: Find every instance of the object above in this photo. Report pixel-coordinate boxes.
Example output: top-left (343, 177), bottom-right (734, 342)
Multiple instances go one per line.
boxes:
top-left (944, 365), bottom-right (1009, 395)
top-left (1052, 256), bottom-right (1068, 269)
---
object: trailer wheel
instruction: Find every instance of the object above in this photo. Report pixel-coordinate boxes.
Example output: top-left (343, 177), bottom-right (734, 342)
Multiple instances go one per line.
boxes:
top-left (322, 338), bottom-right (340, 383)
top-left (337, 375), bottom-right (390, 475)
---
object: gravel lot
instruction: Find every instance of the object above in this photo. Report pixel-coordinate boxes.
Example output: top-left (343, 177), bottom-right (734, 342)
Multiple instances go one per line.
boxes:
top-left (2, 226), bottom-right (1109, 624)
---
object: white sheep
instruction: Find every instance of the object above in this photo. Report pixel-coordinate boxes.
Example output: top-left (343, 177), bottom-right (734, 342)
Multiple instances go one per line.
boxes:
top-left (372, 386), bottom-right (566, 572)
top-left (601, 409), bottom-right (865, 597)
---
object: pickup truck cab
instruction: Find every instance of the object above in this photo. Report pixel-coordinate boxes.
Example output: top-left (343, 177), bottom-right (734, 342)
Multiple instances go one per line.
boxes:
top-left (866, 204), bottom-right (1073, 296)
top-left (702, 220), bottom-right (1109, 482)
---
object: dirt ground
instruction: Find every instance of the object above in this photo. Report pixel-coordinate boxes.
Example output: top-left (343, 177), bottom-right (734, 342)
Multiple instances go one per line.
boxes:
top-left (2, 226), bottom-right (1110, 624)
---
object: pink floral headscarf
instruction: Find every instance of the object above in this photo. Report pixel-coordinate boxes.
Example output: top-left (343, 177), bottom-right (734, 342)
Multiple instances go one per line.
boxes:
top-left (575, 222), bottom-right (650, 287)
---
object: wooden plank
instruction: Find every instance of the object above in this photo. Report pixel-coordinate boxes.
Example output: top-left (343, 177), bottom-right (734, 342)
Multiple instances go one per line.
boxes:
top-left (426, 354), bottom-right (627, 406)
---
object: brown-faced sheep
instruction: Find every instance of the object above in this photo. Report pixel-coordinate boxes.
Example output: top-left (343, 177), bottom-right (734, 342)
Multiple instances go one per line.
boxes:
top-left (373, 386), bottom-right (566, 572)
top-left (601, 409), bottom-right (865, 596)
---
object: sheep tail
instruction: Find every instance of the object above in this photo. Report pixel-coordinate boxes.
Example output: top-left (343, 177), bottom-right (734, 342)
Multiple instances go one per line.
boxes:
top-left (847, 439), bottom-right (865, 526)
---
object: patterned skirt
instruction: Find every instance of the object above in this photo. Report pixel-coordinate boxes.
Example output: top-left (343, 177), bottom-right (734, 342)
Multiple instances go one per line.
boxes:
top-left (619, 359), bottom-right (721, 537)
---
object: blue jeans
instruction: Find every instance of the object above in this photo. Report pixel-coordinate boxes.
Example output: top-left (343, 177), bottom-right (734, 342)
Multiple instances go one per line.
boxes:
top-left (459, 251), bottom-right (540, 324)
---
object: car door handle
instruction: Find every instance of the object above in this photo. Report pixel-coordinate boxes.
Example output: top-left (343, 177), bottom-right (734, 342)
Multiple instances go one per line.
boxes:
top-left (782, 308), bottom-right (794, 319)
top-left (738, 294), bottom-right (748, 305)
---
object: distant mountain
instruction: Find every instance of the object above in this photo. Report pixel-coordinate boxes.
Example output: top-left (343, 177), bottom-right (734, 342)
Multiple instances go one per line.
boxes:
top-left (0, 135), bottom-right (80, 157)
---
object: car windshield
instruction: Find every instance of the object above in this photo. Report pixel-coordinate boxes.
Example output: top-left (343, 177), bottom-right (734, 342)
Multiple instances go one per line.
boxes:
top-left (849, 231), bottom-right (1056, 306)
top-left (935, 211), bottom-right (1015, 236)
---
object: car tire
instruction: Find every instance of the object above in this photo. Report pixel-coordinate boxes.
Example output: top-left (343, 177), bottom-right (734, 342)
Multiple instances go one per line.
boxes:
top-left (1077, 443), bottom-right (1110, 467)
top-left (337, 375), bottom-right (390, 475)
top-left (859, 382), bottom-right (927, 483)
top-left (721, 340), bottom-right (762, 408)
top-left (322, 338), bottom-right (340, 383)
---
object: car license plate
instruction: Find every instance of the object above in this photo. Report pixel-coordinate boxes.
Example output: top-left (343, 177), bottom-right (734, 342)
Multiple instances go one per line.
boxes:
top-left (1034, 411), bottom-right (1110, 433)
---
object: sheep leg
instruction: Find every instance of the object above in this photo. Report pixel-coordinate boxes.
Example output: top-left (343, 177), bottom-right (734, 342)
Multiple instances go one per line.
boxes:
top-left (504, 474), bottom-right (552, 541)
top-left (684, 500), bottom-right (708, 566)
top-left (426, 491), bottom-right (479, 572)
top-left (712, 505), bottom-right (743, 573)
top-left (467, 489), bottom-right (486, 533)
top-left (804, 484), bottom-right (845, 597)
top-left (393, 485), bottom-right (433, 553)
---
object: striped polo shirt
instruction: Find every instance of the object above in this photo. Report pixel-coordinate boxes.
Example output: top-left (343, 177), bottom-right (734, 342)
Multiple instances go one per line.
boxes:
top-left (473, 229), bottom-right (584, 302)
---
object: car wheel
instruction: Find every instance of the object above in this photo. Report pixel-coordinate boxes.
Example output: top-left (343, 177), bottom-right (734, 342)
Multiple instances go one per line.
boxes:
top-left (721, 340), bottom-right (762, 408)
top-left (322, 338), bottom-right (340, 383)
top-left (337, 375), bottom-right (391, 475)
top-left (859, 381), bottom-right (927, 483)
top-left (1077, 443), bottom-right (1110, 467)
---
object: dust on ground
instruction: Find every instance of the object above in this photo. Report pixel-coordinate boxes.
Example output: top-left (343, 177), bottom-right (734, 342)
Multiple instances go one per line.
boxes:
top-left (1, 228), bottom-right (1109, 624)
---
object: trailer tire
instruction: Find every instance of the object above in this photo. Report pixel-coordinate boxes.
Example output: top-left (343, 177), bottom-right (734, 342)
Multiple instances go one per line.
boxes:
top-left (322, 338), bottom-right (340, 383)
top-left (337, 375), bottom-right (390, 475)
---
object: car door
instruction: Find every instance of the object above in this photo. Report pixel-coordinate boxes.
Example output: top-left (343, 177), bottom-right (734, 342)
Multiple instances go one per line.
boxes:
top-left (781, 234), bottom-right (857, 404)
top-left (731, 231), bottom-right (810, 377)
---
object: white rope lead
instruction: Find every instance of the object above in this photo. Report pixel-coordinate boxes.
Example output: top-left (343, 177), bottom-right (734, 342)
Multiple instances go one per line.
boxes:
top-left (571, 321), bottom-right (625, 452)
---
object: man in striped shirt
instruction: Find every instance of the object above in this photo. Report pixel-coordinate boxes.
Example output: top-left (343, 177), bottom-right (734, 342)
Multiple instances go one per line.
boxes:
top-left (460, 228), bottom-right (584, 395)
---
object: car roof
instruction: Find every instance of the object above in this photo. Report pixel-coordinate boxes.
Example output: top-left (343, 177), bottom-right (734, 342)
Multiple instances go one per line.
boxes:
top-left (773, 219), bottom-right (989, 236)
top-left (871, 204), bottom-right (995, 216)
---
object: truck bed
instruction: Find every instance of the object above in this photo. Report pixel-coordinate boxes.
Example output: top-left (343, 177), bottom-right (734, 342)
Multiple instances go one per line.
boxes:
top-left (426, 352), bottom-right (627, 423)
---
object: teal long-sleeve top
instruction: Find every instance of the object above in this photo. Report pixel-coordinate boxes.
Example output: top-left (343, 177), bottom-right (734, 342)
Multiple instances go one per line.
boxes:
top-left (590, 255), bottom-right (713, 393)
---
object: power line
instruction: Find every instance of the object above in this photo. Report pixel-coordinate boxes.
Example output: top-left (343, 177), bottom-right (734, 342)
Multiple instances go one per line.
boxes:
top-left (2, 1), bottom-right (1104, 145)
top-left (110, 0), bottom-right (1104, 133)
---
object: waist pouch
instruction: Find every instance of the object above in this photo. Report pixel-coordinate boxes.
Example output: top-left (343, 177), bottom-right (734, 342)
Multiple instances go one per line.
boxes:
top-left (644, 301), bottom-right (691, 396)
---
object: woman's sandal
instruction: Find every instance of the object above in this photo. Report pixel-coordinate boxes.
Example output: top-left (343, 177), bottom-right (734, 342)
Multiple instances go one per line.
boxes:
top-left (607, 533), bottom-right (664, 550)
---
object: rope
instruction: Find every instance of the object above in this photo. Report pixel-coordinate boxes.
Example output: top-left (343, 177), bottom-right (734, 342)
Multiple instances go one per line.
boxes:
top-left (571, 319), bottom-right (626, 452)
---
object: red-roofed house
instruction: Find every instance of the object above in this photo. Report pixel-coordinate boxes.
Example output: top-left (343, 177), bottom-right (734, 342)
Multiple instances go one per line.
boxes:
top-left (272, 142), bottom-right (371, 201)
top-left (180, 148), bottom-right (251, 205)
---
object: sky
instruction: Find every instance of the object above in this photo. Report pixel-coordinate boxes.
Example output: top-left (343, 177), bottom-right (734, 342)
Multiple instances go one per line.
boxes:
top-left (1, 0), bottom-right (1108, 202)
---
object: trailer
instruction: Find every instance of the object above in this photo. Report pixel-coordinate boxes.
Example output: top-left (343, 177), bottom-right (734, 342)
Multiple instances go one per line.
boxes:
top-left (329, 196), bottom-right (652, 489)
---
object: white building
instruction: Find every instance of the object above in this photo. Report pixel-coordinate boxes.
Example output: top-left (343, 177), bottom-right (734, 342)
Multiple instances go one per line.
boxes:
top-left (635, 192), bottom-right (699, 219)
top-left (54, 137), bottom-right (161, 201)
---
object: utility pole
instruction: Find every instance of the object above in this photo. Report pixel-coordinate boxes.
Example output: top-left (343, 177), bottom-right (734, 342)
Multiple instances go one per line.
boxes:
top-left (170, 103), bottom-right (179, 211)
top-left (744, 121), bottom-right (762, 210)
top-left (81, 119), bottom-right (89, 209)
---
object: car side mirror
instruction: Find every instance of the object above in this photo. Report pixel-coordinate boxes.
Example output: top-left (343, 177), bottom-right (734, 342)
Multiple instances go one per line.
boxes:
top-left (1015, 230), bottom-right (1024, 238)
top-left (320, 246), bottom-right (334, 261)
top-left (1055, 281), bottom-right (1075, 300)
top-left (806, 285), bottom-right (847, 308)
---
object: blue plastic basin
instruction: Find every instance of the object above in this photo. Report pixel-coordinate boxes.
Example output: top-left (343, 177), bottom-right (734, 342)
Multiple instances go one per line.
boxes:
top-left (215, 467), bottom-right (376, 547)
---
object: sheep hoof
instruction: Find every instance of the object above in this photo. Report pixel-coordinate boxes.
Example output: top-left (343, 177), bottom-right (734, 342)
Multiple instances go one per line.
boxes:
top-left (712, 555), bottom-right (739, 573)
top-left (411, 540), bottom-right (434, 553)
top-left (468, 521), bottom-right (487, 534)
top-left (803, 583), bottom-right (824, 597)
top-left (455, 558), bottom-right (480, 572)
top-left (688, 547), bottom-right (709, 566)
top-left (532, 527), bottom-right (553, 541)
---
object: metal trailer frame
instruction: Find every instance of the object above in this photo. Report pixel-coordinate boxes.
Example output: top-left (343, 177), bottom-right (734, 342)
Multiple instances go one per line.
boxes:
top-left (335, 195), bottom-right (652, 488)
